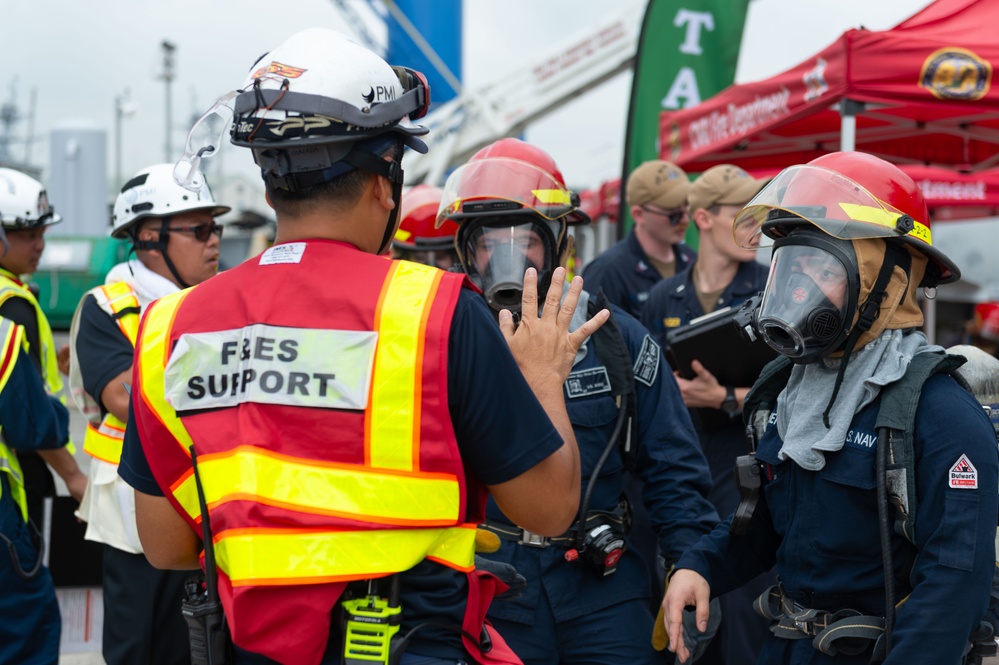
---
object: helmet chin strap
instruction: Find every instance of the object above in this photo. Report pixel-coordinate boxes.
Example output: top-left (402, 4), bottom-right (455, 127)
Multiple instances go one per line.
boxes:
top-left (821, 243), bottom-right (910, 428)
top-left (131, 218), bottom-right (191, 289)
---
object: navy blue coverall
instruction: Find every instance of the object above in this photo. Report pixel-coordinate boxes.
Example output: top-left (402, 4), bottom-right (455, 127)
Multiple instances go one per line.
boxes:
top-left (677, 373), bottom-right (999, 664)
top-left (640, 259), bottom-right (773, 664)
top-left (0, 319), bottom-right (69, 665)
top-left (581, 231), bottom-right (695, 319)
top-left (480, 300), bottom-right (718, 664)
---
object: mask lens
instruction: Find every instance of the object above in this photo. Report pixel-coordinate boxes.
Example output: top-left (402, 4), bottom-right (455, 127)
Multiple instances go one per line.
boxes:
top-left (460, 218), bottom-right (557, 314)
top-left (757, 244), bottom-right (850, 360)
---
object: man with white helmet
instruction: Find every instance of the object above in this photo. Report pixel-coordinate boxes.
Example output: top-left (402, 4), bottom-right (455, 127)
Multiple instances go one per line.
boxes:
top-left (0, 167), bottom-right (87, 530)
top-left (118, 29), bottom-right (606, 665)
top-left (69, 163), bottom-right (229, 665)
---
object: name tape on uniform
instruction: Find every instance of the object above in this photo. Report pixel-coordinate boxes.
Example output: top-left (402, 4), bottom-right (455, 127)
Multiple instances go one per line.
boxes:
top-left (164, 324), bottom-right (377, 412)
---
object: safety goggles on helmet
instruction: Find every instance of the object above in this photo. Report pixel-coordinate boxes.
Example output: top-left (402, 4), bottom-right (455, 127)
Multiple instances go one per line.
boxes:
top-left (456, 216), bottom-right (562, 316)
top-left (756, 233), bottom-right (859, 364)
top-left (438, 158), bottom-right (581, 224)
top-left (174, 91), bottom-right (239, 192)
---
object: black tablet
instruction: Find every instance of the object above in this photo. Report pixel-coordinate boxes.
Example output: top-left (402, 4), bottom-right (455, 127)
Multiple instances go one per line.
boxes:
top-left (665, 305), bottom-right (777, 387)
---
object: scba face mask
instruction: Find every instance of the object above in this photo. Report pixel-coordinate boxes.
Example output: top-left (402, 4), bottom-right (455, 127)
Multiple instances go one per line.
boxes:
top-left (756, 233), bottom-right (859, 364)
top-left (457, 216), bottom-right (562, 317)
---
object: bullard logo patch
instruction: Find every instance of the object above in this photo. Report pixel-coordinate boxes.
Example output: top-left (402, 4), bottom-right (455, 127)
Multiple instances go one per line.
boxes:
top-left (919, 48), bottom-right (992, 101)
top-left (949, 453), bottom-right (978, 489)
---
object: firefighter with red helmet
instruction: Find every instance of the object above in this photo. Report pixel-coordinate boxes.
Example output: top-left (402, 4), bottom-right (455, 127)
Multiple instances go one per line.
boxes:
top-left (664, 152), bottom-right (998, 664)
top-left (392, 184), bottom-right (459, 270)
top-left (117, 30), bottom-right (610, 665)
top-left (441, 138), bottom-right (719, 665)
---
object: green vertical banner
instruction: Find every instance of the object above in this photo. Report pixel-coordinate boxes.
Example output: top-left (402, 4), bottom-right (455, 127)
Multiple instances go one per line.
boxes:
top-left (620, 0), bottom-right (750, 237)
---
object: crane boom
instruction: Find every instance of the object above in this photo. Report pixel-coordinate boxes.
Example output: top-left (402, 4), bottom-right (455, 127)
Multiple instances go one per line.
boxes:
top-left (405, 0), bottom-right (646, 186)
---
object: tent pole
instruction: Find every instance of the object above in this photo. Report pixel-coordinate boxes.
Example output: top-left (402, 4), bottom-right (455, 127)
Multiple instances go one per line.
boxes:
top-left (839, 99), bottom-right (865, 152)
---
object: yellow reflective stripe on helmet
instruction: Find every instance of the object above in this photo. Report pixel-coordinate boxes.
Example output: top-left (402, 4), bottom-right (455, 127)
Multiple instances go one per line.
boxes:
top-left (215, 524), bottom-right (477, 586)
top-left (137, 289), bottom-right (195, 457)
top-left (82, 416), bottom-right (126, 464)
top-left (394, 228), bottom-right (413, 242)
top-left (98, 282), bottom-right (140, 345)
top-left (367, 262), bottom-right (442, 471)
top-left (532, 188), bottom-right (571, 205)
top-left (171, 445), bottom-right (461, 526)
top-left (838, 203), bottom-right (934, 244)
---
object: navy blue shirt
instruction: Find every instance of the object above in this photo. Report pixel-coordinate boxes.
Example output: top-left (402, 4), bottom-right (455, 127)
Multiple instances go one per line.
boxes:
top-left (119, 288), bottom-right (563, 662)
top-left (582, 230), bottom-right (696, 319)
top-left (75, 294), bottom-right (135, 417)
top-left (481, 300), bottom-right (718, 625)
top-left (640, 260), bottom-right (770, 516)
top-left (0, 336), bottom-right (68, 665)
top-left (677, 373), bottom-right (999, 664)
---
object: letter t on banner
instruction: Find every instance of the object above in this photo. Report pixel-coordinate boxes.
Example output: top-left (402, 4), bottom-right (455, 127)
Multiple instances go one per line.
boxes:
top-left (619, 0), bottom-right (751, 243)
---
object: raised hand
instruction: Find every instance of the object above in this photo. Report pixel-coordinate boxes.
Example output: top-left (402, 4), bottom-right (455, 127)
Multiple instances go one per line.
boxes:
top-left (499, 267), bottom-right (609, 391)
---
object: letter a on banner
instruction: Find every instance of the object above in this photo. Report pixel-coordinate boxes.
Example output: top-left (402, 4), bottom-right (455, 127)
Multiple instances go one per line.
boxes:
top-left (619, 0), bottom-right (750, 238)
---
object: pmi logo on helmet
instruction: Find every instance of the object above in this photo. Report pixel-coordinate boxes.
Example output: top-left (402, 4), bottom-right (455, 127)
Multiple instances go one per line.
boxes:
top-left (252, 61), bottom-right (308, 80)
top-left (361, 85), bottom-right (397, 104)
top-left (919, 48), bottom-right (992, 101)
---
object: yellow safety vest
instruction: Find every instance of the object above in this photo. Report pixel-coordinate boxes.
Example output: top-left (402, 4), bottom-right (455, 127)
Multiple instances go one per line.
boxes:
top-left (78, 282), bottom-right (140, 464)
top-left (0, 317), bottom-right (30, 521)
top-left (0, 268), bottom-right (74, 454)
top-left (136, 261), bottom-right (476, 589)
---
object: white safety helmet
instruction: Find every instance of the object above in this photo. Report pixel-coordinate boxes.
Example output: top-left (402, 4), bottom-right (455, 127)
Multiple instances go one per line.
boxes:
top-left (111, 163), bottom-right (229, 239)
top-left (0, 167), bottom-right (61, 230)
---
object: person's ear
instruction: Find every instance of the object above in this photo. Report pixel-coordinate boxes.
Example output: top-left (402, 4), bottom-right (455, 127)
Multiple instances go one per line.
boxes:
top-left (630, 205), bottom-right (644, 226)
top-left (693, 208), bottom-right (711, 232)
top-left (374, 174), bottom-right (395, 212)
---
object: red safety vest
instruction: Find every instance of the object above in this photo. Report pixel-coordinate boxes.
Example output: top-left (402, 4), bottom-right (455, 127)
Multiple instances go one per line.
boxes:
top-left (133, 240), bottom-right (514, 665)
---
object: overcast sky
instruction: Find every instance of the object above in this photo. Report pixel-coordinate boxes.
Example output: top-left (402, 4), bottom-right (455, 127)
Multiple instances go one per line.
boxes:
top-left (1, 0), bottom-right (929, 192)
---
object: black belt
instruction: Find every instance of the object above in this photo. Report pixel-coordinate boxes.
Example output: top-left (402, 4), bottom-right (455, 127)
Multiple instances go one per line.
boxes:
top-left (481, 510), bottom-right (627, 549)
top-left (754, 583), bottom-right (886, 659)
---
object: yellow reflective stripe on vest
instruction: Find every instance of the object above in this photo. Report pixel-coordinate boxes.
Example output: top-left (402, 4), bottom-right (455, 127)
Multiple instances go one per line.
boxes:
top-left (0, 273), bottom-right (62, 395)
top-left (366, 262), bottom-right (443, 471)
top-left (0, 317), bottom-right (23, 392)
top-left (80, 282), bottom-right (138, 463)
top-left (82, 417), bottom-right (126, 464)
top-left (0, 442), bottom-right (28, 522)
top-left (96, 282), bottom-right (140, 345)
top-left (0, 318), bottom-right (29, 521)
top-left (137, 289), bottom-right (195, 456)
top-left (171, 445), bottom-right (461, 526)
top-left (215, 523), bottom-right (477, 586)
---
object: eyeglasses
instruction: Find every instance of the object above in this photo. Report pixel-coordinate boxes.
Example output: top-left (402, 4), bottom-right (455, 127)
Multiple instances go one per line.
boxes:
top-left (640, 205), bottom-right (687, 227)
top-left (167, 222), bottom-right (224, 242)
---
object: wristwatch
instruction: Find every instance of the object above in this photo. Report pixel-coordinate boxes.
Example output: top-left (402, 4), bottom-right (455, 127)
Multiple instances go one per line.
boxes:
top-left (721, 385), bottom-right (739, 417)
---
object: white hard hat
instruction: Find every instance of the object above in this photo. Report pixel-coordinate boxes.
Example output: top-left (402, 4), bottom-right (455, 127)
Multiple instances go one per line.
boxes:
top-left (111, 163), bottom-right (229, 239)
top-left (0, 167), bottom-right (61, 229)
top-left (174, 29), bottom-right (430, 195)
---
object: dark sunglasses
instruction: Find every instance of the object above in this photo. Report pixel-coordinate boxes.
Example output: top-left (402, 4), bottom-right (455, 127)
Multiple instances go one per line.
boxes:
top-left (168, 222), bottom-right (224, 242)
top-left (640, 205), bottom-right (687, 227)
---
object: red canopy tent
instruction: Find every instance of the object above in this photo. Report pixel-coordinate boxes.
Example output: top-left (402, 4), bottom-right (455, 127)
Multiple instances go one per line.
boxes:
top-left (659, 0), bottom-right (999, 173)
